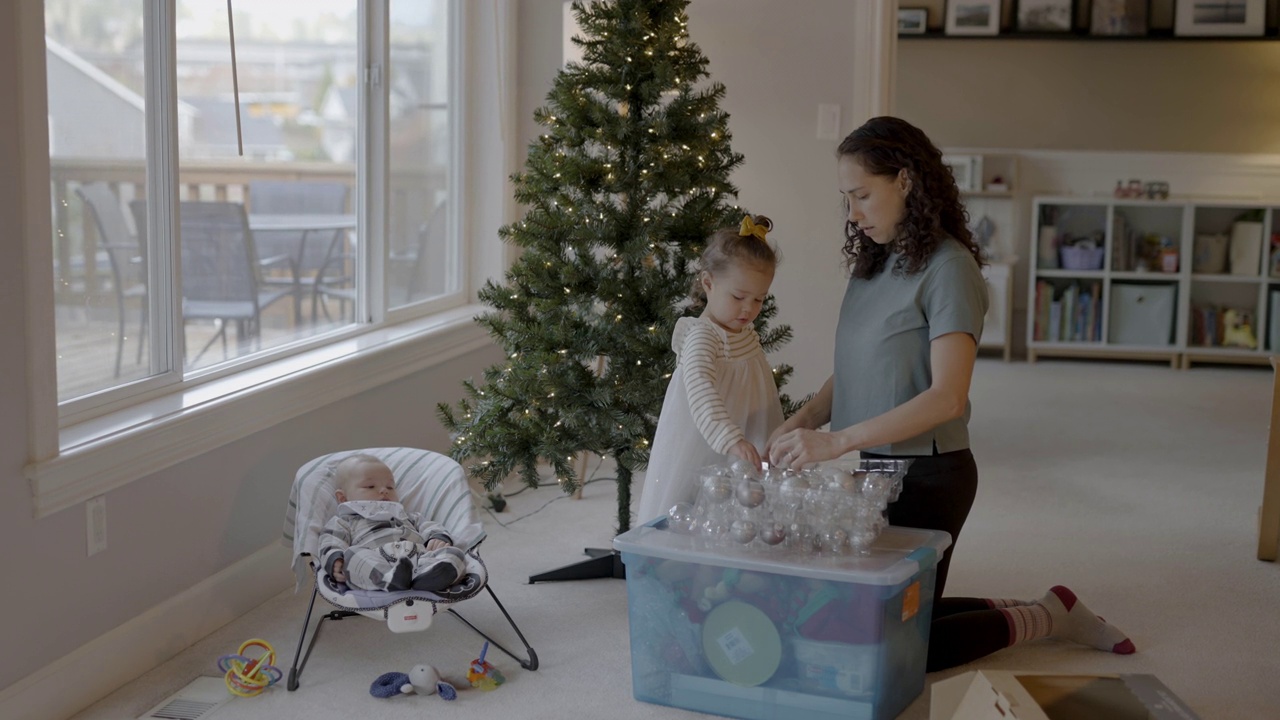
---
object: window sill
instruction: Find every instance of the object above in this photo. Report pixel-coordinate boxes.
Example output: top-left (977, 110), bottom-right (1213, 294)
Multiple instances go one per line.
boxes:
top-left (25, 306), bottom-right (492, 518)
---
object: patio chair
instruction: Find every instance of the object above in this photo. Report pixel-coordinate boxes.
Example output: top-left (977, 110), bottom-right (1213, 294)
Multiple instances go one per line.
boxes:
top-left (282, 447), bottom-right (538, 691)
top-left (75, 182), bottom-right (147, 377)
top-left (248, 180), bottom-right (350, 323)
top-left (385, 200), bottom-right (447, 307)
top-left (178, 201), bottom-right (292, 364)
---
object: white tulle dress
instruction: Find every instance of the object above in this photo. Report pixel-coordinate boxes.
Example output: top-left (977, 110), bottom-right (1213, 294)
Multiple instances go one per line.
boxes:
top-left (636, 316), bottom-right (783, 524)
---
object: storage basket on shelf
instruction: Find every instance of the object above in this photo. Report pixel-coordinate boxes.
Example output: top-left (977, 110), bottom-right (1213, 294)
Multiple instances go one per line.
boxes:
top-left (1058, 245), bottom-right (1105, 271)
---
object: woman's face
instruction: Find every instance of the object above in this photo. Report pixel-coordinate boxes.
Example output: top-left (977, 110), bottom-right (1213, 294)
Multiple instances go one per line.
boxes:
top-left (838, 154), bottom-right (908, 246)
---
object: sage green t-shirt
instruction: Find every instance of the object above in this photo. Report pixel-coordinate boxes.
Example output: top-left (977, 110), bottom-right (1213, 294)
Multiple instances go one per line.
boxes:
top-left (830, 238), bottom-right (988, 456)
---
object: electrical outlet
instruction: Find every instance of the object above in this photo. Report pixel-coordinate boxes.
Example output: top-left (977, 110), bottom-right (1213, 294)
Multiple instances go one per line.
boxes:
top-left (87, 495), bottom-right (107, 556)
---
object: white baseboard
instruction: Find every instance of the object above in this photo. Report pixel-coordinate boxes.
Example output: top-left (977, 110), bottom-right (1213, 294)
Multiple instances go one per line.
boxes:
top-left (0, 543), bottom-right (292, 720)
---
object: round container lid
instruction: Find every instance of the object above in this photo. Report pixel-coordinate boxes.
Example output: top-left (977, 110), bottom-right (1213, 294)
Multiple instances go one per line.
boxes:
top-left (701, 600), bottom-right (782, 687)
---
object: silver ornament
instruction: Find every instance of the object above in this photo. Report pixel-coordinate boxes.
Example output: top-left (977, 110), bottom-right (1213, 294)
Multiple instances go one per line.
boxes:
top-left (667, 502), bottom-right (694, 534)
top-left (823, 528), bottom-right (850, 553)
top-left (701, 516), bottom-right (731, 539)
top-left (736, 479), bottom-right (766, 508)
top-left (703, 475), bottom-right (733, 504)
top-left (760, 521), bottom-right (786, 545)
top-left (780, 474), bottom-right (809, 506)
top-left (730, 519), bottom-right (758, 544)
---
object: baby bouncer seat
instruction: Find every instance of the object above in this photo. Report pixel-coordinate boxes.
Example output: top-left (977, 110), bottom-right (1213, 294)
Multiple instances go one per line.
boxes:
top-left (281, 447), bottom-right (538, 690)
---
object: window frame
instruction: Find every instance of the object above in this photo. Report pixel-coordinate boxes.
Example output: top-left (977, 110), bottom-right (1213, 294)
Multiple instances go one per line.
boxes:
top-left (20, 0), bottom-right (514, 518)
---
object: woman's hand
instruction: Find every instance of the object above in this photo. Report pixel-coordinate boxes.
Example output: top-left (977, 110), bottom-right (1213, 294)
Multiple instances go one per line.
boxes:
top-left (766, 413), bottom-right (810, 453)
top-left (727, 439), bottom-right (762, 469)
top-left (767, 428), bottom-right (849, 469)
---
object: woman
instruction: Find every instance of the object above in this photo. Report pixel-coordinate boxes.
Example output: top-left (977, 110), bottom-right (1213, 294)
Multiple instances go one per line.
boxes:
top-left (766, 116), bottom-right (1134, 670)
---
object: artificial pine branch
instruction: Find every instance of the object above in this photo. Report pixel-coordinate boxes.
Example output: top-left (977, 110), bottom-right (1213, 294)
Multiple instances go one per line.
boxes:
top-left (436, 0), bottom-right (791, 534)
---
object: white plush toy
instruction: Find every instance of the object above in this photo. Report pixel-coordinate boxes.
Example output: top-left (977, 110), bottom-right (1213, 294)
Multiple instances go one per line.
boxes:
top-left (370, 664), bottom-right (457, 700)
top-left (404, 664), bottom-right (456, 698)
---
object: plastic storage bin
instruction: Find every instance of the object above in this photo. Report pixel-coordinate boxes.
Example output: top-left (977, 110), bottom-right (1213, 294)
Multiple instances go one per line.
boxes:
top-left (1109, 283), bottom-right (1176, 346)
top-left (613, 522), bottom-right (950, 720)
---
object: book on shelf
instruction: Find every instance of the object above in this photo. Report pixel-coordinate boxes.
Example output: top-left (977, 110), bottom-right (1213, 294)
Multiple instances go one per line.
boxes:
top-left (1060, 283), bottom-right (1076, 341)
top-left (1191, 305), bottom-right (1222, 347)
top-left (1034, 280), bottom-right (1050, 341)
top-left (1086, 281), bottom-right (1101, 342)
top-left (1111, 211), bottom-right (1130, 272)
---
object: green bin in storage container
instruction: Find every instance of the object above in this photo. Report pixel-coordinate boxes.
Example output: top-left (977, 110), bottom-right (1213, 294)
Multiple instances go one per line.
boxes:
top-left (613, 521), bottom-right (951, 720)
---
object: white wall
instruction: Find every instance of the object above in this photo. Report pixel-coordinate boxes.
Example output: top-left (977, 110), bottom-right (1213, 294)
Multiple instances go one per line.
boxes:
top-left (686, 0), bottom-right (863, 401)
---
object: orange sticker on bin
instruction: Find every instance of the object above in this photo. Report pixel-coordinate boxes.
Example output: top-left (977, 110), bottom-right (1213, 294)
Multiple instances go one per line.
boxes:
top-left (901, 581), bottom-right (920, 621)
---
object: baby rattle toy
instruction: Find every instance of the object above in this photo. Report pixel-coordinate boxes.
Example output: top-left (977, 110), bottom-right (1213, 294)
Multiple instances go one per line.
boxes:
top-left (466, 641), bottom-right (505, 691)
top-left (216, 639), bottom-right (282, 697)
top-left (370, 664), bottom-right (457, 700)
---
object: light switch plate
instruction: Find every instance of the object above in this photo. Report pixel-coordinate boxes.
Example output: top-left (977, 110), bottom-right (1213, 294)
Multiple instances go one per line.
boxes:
top-left (817, 103), bottom-right (841, 141)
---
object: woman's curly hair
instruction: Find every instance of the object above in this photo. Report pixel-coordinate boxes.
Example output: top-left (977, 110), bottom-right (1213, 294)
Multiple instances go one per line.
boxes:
top-left (837, 116), bottom-right (984, 279)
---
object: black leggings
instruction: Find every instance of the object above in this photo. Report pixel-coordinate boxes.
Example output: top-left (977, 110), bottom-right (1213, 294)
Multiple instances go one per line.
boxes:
top-left (863, 448), bottom-right (1012, 671)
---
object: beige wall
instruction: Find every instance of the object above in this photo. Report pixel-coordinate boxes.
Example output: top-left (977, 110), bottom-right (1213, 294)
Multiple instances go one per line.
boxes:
top-left (898, 39), bottom-right (1280, 153)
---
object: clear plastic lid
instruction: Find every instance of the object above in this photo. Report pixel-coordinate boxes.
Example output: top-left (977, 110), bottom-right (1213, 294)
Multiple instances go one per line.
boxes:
top-left (614, 522), bottom-right (951, 586)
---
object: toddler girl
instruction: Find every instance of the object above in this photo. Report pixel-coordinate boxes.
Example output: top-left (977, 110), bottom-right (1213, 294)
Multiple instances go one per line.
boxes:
top-left (636, 215), bottom-right (785, 524)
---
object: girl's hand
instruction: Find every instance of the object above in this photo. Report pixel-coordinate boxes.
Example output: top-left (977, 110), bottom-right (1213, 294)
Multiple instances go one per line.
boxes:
top-left (332, 558), bottom-right (347, 583)
top-left (727, 439), bottom-right (762, 469)
top-left (768, 429), bottom-right (847, 469)
top-left (426, 538), bottom-right (448, 552)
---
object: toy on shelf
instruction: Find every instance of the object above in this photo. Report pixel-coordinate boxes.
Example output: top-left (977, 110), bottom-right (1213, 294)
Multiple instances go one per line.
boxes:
top-left (1113, 178), bottom-right (1170, 200)
top-left (370, 664), bottom-right (458, 700)
top-left (1222, 308), bottom-right (1258, 349)
top-left (216, 639), bottom-right (283, 697)
top-left (467, 641), bottom-right (506, 691)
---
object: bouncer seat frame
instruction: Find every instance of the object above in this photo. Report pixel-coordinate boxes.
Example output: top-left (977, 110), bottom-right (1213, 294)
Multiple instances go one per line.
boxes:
top-left (281, 447), bottom-right (538, 690)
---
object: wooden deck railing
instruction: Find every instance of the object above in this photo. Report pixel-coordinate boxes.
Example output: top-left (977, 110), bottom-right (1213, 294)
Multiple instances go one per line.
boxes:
top-left (49, 158), bottom-right (442, 306)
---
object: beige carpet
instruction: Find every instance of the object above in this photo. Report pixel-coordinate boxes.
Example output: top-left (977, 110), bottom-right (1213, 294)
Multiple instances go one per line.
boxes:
top-left (71, 358), bottom-right (1280, 720)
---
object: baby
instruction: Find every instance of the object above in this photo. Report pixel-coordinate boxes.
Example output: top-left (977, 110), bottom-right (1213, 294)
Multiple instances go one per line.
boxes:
top-left (318, 453), bottom-right (468, 593)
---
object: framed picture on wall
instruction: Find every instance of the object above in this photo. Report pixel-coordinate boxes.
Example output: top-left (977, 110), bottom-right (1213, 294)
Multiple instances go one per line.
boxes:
top-left (1090, 0), bottom-right (1149, 36)
top-left (1175, 0), bottom-right (1264, 36)
top-left (945, 0), bottom-right (1001, 36)
top-left (898, 7), bottom-right (929, 35)
top-left (1015, 0), bottom-right (1075, 32)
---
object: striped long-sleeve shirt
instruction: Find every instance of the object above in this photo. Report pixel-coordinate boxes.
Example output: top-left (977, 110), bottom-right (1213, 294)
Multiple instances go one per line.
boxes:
top-left (318, 500), bottom-right (452, 575)
top-left (677, 317), bottom-right (763, 455)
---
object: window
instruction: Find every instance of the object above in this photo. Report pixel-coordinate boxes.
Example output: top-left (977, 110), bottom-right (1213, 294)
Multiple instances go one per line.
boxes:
top-left (46, 0), bottom-right (458, 408)
top-left (24, 0), bottom-right (513, 517)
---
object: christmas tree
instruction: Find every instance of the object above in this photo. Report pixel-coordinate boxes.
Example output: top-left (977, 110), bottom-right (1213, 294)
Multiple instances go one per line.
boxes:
top-left (436, 0), bottom-right (793, 534)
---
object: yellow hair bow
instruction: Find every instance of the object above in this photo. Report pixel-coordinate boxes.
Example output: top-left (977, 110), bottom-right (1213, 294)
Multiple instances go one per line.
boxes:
top-left (738, 216), bottom-right (769, 241)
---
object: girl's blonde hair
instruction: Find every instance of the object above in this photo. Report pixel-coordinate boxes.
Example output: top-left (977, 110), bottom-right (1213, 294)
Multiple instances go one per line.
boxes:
top-left (689, 214), bottom-right (779, 308)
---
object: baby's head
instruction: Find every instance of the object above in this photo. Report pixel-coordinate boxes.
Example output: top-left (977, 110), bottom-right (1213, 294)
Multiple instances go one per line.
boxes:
top-left (333, 453), bottom-right (399, 503)
top-left (691, 215), bottom-right (779, 332)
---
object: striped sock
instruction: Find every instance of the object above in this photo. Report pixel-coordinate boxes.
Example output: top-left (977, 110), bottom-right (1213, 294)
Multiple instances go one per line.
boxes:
top-left (1041, 585), bottom-right (1136, 654)
top-left (984, 597), bottom-right (1034, 609)
top-left (1001, 603), bottom-right (1054, 644)
top-left (999, 586), bottom-right (1135, 654)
